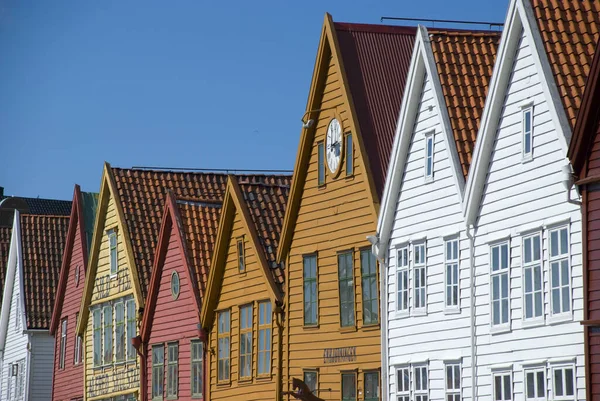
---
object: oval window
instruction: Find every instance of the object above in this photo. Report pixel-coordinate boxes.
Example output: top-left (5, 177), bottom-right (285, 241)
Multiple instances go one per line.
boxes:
top-left (171, 271), bottom-right (180, 300)
top-left (74, 265), bottom-right (81, 287)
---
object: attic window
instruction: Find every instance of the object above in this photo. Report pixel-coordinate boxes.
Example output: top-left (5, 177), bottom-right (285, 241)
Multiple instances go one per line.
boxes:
top-left (425, 132), bottom-right (434, 182)
top-left (522, 105), bottom-right (533, 160)
top-left (238, 239), bottom-right (245, 273)
top-left (345, 133), bottom-right (353, 176)
top-left (108, 229), bottom-right (118, 276)
top-left (171, 271), bottom-right (180, 300)
top-left (74, 265), bottom-right (81, 287)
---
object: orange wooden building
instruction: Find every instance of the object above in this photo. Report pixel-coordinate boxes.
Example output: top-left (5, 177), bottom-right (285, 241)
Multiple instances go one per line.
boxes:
top-left (277, 14), bottom-right (416, 401)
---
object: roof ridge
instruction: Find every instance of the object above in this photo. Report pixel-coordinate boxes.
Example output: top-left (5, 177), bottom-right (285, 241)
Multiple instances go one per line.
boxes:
top-left (111, 166), bottom-right (292, 177)
top-left (20, 214), bottom-right (71, 219)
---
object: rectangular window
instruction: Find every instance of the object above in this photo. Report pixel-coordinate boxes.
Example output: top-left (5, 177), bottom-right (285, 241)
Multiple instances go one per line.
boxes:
top-left (397, 247), bottom-right (409, 312)
top-left (191, 340), bottom-right (204, 397)
top-left (304, 370), bottom-right (318, 395)
top-left (414, 365), bottom-right (428, 401)
top-left (425, 133), bottom-right (434, 180)
top-left (549, 227), bottom-right (570, 316)
top-left (445, 239), bottom-right (460, 309)
top-left (338, 251), bottom-right (355, 327)
top-left (258, 301), bottom-right (272, 375)
top-left (413, 243), bottom-right (426, 311)
top-left (523, 234), bottom-right (543, 320)
top-left (493, 372), bottom-right (512, 401)
top-left (167, 342), bottom-right (179, 398)
top-left (103, 305), bottom-right (113, 364)
top-left (152, 345), bottom-right (165, 400)
top-left (108, 229), bottom-right (118, 275)
top-left (445, 363), bottom-right (461, 401)
top-left (523, 106), bottom-right (533, 159)
top-left (552, 366), bottom-right (574, 400)
top-left (361, 249), bottom-right (379, 325)
top-left (237, 239), bottom-right (245, 273)
top-left (490, 242), bottom-right (510, 328)
top-left (239, 304), bottom-right (253, 379)
top-left (341, 372), bottom-right (357, 401)
top-left (74, 312), bottom-right (82, 365)
top-left (525, 368), bottom-right (546, 401)
top-left (397, 367), bottom-right (410, 401)
top-left (364, 371), bottom-right (380, 401)
top-left (217, 310), bottom-right (230, 382)
top-left (126, 299), bottom-right (137, 360)
top-left (345, 133), bottom-right (353, 176)
top-left (60, 318), bottom-right (67, 369)
top-left (318, 142), bottom-right (325, 186)
top-left (115, 302), bottom-right (125, 362)
top-left (303, 255), bottom-right (318, 326)
top-left (93, 308), bottom-right (102, 366)
top-left (15, 359), bottom-right (25, 400)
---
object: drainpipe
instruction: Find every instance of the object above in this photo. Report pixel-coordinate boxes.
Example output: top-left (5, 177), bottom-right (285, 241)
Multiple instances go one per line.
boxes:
top-left (561, 164), bottom-right (582, 206)
top-left (132, 336), bottom-right (146, 401)
top-left (466, 225), bottom-right (476, 401)
top-left (368, 235), bottom-right (387, 401)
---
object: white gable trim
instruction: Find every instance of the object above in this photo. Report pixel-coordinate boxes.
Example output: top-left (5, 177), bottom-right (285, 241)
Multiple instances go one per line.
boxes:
top-left (0, 211), bottom-right (26, 350)
top-left (463, 0), bottom-right (573, 225)
top-left (375, 25), bottom-right (466, 258)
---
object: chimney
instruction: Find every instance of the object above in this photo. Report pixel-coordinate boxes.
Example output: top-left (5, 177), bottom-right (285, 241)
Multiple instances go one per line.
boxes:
top-left (0, 187), bottom-right (3, 197)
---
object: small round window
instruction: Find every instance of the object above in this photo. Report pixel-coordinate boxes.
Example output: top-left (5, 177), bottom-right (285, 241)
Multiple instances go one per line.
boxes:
top-left (74, 265), bottom-right (81, 287)
top-left (171, 271), bottom-right (180, 300)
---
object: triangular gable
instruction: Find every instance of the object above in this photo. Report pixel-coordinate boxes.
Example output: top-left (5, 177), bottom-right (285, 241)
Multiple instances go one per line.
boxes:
top-left (277, 13), bottom-right (404, 263)
top-left (50, 185), bottom-right (86, 335)
top-left (140, 192), bottom-right (204, 342)
top-left (463, 0), bottom-right (586, 225)
top-left (201, 176), bottom-right (282, 329)
top-left (0, 211), bottom-right (24, 350)
top-left (76, 162), bottom-right (143, 336)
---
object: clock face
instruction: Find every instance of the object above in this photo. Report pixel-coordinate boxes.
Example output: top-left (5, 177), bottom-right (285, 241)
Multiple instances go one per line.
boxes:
top-left (326, 118), bottom-right (343, 175)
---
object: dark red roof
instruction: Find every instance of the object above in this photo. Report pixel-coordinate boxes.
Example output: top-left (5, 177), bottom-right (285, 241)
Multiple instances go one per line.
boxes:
top-left (110, 167), bottom-right (290, 299)
top-left (0, 226), bottom-right (11, 310)
top-left (20, 214), bottom-right (70, 330)
top-left (334, 22), bottom-right (417, 198)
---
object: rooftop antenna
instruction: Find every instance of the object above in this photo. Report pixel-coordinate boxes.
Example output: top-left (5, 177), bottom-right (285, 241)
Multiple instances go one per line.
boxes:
top-left (380, 16), bottom-right (504, 30)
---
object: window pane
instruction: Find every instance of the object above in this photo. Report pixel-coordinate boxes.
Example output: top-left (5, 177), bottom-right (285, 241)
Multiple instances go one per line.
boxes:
top-left (565, 368), bottom-right (574, 396)
top-left (495, 376), bottom-right (502, 401)
top-left (551, 231), bottom-right (559, 257)
top-left (342, 374), bottom-right (356, 401)
top-left (533, 236), bottom-right (540, 260)
top-left (554, 369), bottom-right (563, 396)
top-left (318, 143), bottom-right (325, 185)
top-left (503, 375), bottom-right (511, 401)
top-left (346, 134), bottom-right (353, 176)
top-left (526, 372), bottom-right (534, 399)
top-left (304, 371), bottom-right (317, 394)
top-left (524, 238), bottom-right (531, 263)
top-left (560, 229), bottom-right (568, 254)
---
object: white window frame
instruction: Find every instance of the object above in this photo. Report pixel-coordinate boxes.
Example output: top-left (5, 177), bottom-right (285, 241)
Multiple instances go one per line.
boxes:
top-left (126, 298), bottom-right (137, 361)
top-left (490, 241), bottom-right (511, 332)
top-left (524, 366), bottom-right (546, 401)
top-left (548, 226), bottom-right (572, 320)
top-left (551, 365), bottom-right (575, 401)
top-left (424, 132), bottom-right (434, 182)
top-left (396, 366), bottom-right (410, 401)
top-left (108, 228), bottom-right (118, 276)
top-left (522, 105), bottom-right (533, 161)
top-left (522, 232), bottom-right (544, 324)
top-left (445, 362), bottom-right (461, 401)
top-left (74, 333), bottom-right (82, 365)
top-left (92, 307), bottom-right (102, 367)
top-left (114, 301), bottom-right (125, 363)
top-left (412, 242), bottom-right (426, 315)
top-left (413, 364), bottom-right (428, 401)
top-left (396, 246), bottom-right (410, 315)
top-left (492, 371), bottom-right (513, 401)
top-left (445, 238), bottom-right (460, 312)
top-left (60, 318), bottom-right (67, 369)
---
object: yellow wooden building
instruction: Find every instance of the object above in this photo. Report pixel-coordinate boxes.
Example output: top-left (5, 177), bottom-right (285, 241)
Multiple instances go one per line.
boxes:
top-left (201, 175), bottom-right (290, 401)
top-left (277, 15), bottom-right (417, 401)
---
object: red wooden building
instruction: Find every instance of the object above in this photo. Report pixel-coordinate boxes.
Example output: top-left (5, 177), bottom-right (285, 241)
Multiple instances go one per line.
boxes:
top-left (567, 41), bottom-right (600, 400)
top-left (140, 192), bottom-right (221, 401)
top-left (50, 185), bottom-right (97, 401)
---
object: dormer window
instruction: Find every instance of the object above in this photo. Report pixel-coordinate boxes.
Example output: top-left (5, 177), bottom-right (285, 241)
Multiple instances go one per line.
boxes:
top-left (425, 133), bottom-right (434, 182)
top-left (237, 239), bottom-right (245, 273)
top-left (522, 105), bottom-right (533, 160)
top-left (108, 229), bottom-right (118, 276)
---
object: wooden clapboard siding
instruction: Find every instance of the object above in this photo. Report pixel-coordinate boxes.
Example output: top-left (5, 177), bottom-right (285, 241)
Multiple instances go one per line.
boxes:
top-left (285, 48), bottom-right (380, 401)
top-left (473, 27), bottom-right (584, 401)
top-left (209, 209), bottom-right (279, 401)
top-left (52, 195), bottom-right (86, 401)
top-left (30, 333), bottom-right (56, 401)
top-left (385, 71), bottom-right (472, 400)
top-left (146, 222), bottom-right (199, 400)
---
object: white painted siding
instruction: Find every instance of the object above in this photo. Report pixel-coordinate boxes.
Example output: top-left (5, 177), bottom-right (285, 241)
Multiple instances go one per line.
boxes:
top-left (1, 261), bottom-right (30, 401)
top-left (29, 333), bottom-right (54, 401)
top-left (386, 73), bottom-right (473, 401)
top-left (473, 28), bottom-right (584, 401)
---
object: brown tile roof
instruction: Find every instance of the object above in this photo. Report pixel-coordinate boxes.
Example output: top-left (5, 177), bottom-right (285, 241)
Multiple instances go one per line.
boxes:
top-left (530, 0), bottom-right (600, 129)
top-left (0, 196), bottom-right (72, 216)
top-left (334, 22), bottom-right (417, 198)
top-left (19, 214), bottom-right (70, 329)
top-left (0, 226), bottom-right (11, 310)
top-left (110, 167), bottom-right (290, 299)
top-left (429, 30), bottom-right (502, 178)
top-left (176, 199), bottom-right (222, 297)
top-left (237, 177), bottom-right (291, 289)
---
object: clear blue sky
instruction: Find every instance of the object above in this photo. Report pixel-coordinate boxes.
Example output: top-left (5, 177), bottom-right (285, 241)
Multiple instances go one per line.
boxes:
top-left (0, 0), bottom-right (508, 200)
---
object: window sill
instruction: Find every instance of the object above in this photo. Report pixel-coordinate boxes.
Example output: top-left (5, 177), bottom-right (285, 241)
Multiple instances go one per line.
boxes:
top-left (444, 308), bottom-right (461, 315)
top-left (411, 310), bottom-right (427, 317)
top-left (191, 396), bottom-right (204, 400)
top-left (238, 377), bottom-right (254, 385)
top-left (303, 324), bottom-right (320, 330)
top-left (521, 318), bottom-right (545, 329)
top-left (339, 326), bottom-right (357, 333)
top-left (395, 311), bottom-right (409, 319)
top-left (256, 374), bottom-right (272, 381)
top-left (490, 325), bottom-right (511, 335)
top-left (166, 396), bottom-right (179, 400)
top-left (216, 380), bottom-right (231, 387)
top-left (361, 323), bottom-right (380, 331)
top-left (521, 155), bottom-right (534, 164)
top-left (548, 314), bottom-right (572, 325)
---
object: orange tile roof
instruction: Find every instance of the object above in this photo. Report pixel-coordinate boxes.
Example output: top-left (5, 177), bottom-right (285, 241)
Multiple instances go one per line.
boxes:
top-left (429, 30), bottom-right (502, 178)
top-left (237, 177), bottom-right (291, 289)
top-left (110, 167), bottom-right (290, 299)
top-left (531, 0), bottom-right (600, 129)
top-left (20, 214), bottom-right (70, 329)
top-left (176, 199), bottom-right (222, 297)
